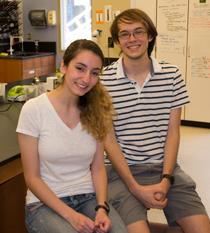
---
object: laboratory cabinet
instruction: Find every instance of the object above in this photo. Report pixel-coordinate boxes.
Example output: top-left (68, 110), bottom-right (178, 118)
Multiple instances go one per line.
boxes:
top-left (0, 102), bottom-right (27, 233)
top-left (0, 0), bottom-right (21, 52)
top-left (0, 54), bottom-right (55, 83)
top-left (0, 159), bottom-right (27, 233)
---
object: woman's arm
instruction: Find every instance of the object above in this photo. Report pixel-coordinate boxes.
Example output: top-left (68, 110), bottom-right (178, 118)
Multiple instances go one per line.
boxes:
top-left (103, 126), bottom-right (138, 190)
top-left (18, 133), bottom-right (95, 232)
top-left (91, 142), bottom-right (107, 204)
top-left (91, 142), bottom-right (111, 232)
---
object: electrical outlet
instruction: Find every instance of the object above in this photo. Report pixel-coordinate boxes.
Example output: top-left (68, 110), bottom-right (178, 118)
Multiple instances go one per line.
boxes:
top-left (108, 37), bottom-right (114, 48)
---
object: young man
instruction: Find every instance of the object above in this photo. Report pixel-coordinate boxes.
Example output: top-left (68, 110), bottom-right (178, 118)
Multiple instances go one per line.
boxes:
top-left (101, 8), bottom-right (210, 233)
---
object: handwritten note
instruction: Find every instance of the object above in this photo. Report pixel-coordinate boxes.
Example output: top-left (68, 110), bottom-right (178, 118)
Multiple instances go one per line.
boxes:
top-left (157, 33), bottom-right (185, 55)
top-left (157, 0), bottom-right (188, 55)
top-left (157, 0), bottom-right (188, 32)
top-left (189, 2), bottom-right (210, 30)
top-left (190, 56), bottom-right (210, 79)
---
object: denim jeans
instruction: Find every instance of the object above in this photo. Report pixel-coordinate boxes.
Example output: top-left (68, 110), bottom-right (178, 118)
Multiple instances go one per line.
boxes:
top-left (25, 193), bottom-right (127, 233)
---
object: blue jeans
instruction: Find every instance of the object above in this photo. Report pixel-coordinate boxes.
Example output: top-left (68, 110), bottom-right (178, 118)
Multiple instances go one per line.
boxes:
top-left (25, 193), bottom-right (127, 233)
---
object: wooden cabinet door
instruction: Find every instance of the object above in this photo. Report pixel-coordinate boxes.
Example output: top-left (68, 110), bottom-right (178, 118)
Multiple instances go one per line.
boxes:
top-left (0, 159), bottom-right (27, 233)
top-left (5, 59), bottom-right (23, 83)
top-left (0, 59), bottom-right (23, 83)
top-left (0, 59), bottom-right (6, 83)
top-left (39, 55), bottom-right (56, 76)
top-left (1, 55), bottom-right (55, 83)
top-left (22, 58), bottom-right (36, 79)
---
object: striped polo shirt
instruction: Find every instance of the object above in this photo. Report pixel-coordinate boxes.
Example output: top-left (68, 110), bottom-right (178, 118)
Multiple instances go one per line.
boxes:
top-left (100, 56), bottom-right (190, 165)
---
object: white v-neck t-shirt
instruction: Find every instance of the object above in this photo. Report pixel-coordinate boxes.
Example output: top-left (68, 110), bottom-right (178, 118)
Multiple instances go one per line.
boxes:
top-left (17, 93), bottom-right (96, 204)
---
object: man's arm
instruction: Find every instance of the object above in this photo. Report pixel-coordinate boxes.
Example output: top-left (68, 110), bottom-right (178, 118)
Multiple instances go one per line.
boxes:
top-left (163, 107), bottom-right (181, 175)
top-left (156, 107), bottom-right (182, 200)
top-left (104, 125), bottom-right (167, 209)
top-left (162, 108), bottom-right (181, 187)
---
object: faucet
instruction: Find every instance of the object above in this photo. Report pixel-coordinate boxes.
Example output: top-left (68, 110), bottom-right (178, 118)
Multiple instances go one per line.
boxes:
top-left (9, 35), bottom-right (24, 55)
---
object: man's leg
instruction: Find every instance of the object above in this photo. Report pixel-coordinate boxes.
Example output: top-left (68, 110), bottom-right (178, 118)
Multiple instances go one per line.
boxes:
top-left (164, 166), bottom-right (210, 233)
top-left (149, 222), bottom-right (183, 233)
top-left (127, 221), bottom-right (184, 233)
top-left (177, 214), bottom-right (210, 233)
top-left (127, 220), bottom-right (150, 233)
top-left (107, 166), bottom-right (149, 233)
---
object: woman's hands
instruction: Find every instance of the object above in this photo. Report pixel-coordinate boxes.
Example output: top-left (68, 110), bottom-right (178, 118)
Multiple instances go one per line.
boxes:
top-left (67, 211), bottom-right (95, 233)
top-left (66, 208), bottom-right (111, 233)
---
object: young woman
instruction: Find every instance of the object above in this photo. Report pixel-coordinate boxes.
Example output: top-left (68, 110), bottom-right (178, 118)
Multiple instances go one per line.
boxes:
top-left (17, 39), bottom-right (127, 233)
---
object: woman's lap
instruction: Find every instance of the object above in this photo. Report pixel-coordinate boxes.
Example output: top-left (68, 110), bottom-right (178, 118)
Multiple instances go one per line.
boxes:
top-left (25, 193), bottom-right (127, 233)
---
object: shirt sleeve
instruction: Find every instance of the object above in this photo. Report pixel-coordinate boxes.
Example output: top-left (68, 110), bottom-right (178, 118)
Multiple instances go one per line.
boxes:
top-left (16, 98), bottom-right (41, 138)
top-left (171, 68), bottom-right (190, 109)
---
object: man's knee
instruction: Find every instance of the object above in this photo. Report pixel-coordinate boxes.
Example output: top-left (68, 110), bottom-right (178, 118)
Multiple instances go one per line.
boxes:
top-left (149, 222), bottom-right (183, 233)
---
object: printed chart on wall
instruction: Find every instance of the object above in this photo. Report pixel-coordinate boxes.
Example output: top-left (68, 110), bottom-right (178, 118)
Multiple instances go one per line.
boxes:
top-left (156, 0), bottom-right (188, 80)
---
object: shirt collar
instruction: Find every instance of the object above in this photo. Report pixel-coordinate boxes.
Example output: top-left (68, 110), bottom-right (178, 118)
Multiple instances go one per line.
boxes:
top-left (116, 56), bottom-right (162, 79)
top-left (150, 56), bottom-right (162, 74)
top-left (116, 56), bottom-right (126, 79)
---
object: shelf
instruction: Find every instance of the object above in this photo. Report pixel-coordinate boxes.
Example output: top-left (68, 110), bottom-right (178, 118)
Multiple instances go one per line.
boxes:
top-left (0, 0), bottom-right (21, 52)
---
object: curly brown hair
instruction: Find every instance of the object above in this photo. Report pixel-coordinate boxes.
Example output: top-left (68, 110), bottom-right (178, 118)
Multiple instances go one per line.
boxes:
top-left (79, 80), bottom-right (114, 141)
top-left (63, 39), bottom-right (114, 141)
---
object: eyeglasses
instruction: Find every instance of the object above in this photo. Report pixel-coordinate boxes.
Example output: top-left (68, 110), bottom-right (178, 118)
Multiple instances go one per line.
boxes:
top-left (118, 29), bottom-right (147, 40)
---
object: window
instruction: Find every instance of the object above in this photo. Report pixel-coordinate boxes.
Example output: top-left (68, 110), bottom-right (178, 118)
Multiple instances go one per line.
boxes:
top-left (60, 0), bottom-right (92, 50)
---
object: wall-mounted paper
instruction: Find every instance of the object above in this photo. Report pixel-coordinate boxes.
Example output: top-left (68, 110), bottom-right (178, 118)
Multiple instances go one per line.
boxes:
top-left (104, 5), bottom-right (112, 22)
top-left (96, 9), bottom-right (104, 24)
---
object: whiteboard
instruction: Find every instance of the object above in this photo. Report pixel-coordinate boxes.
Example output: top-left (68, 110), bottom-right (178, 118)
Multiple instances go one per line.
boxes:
top-left (185, 0), bottom-right (210, 122)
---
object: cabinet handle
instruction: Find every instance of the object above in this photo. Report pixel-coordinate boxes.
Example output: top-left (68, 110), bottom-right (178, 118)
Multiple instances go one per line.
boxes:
top-left (28, 70), bottom-right (35, 74)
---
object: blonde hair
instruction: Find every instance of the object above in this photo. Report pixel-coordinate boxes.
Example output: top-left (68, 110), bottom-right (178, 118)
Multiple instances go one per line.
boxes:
top-left (79, 80), bottom-right (114, 141)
